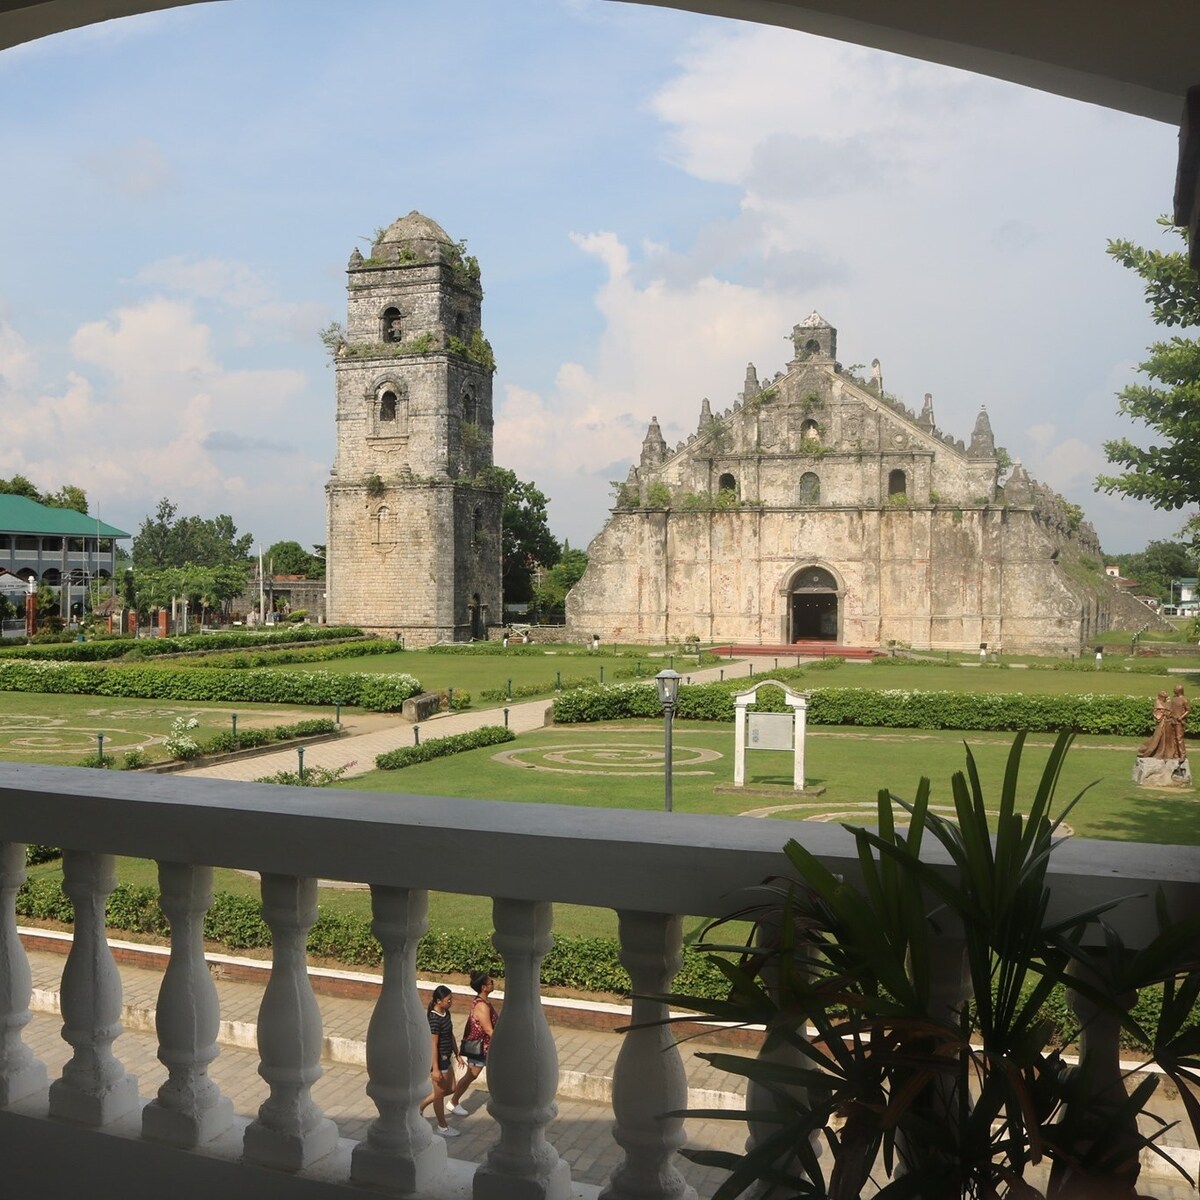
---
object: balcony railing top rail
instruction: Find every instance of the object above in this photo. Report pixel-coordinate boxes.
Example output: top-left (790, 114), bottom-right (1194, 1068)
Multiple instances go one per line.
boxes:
top-left (1, 762), bottom-right (1197, 935)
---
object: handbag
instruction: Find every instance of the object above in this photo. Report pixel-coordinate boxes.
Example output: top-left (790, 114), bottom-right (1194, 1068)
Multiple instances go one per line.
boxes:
top-left (461, 1038), bottom-right (484, 1058)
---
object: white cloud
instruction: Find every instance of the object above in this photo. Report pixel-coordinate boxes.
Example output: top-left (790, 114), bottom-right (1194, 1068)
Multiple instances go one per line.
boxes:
top-left (135, 257), bottom-right (329, 345)
top-left (0, 295), bottom-right (320, 539)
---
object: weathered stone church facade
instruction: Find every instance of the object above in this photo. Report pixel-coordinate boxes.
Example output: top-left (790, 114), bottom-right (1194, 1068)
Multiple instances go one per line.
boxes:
top-left (567, 313), bottom-right (1130, 655)
top-left (325, 213), bottom-right (501, 644)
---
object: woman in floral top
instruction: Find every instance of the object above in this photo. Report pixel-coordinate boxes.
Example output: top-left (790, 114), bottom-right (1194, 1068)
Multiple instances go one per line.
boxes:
top-left (450, 972), bottom-right (499, 1112)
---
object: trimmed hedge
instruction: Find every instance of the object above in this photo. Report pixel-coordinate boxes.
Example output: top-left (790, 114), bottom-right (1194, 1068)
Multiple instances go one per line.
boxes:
top-left (203, 717), bottom-right (337, 755)
top-left (172, 641), bottom-right (407, 670)
top-left (0, 626), bottom-right (367, 661)
top-left (375, 724), bottom-right (515, 770)
top-left (12, 878), bottom-right (727, 998)
top-left (552, 678), bottom-right (1190, 736)
top-left (0, 660), bottom-right (423, 712)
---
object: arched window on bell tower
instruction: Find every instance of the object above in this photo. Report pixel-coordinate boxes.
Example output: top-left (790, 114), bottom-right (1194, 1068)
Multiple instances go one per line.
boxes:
top-left (371, 381), bottom-right (408, 437)
top-left (463, 387), bottom-right (477, 424)
top-left (382, 307), bottom-right (403, 343)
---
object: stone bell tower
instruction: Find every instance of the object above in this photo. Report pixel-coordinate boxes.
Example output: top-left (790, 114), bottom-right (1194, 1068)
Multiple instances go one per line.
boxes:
top-left (325, 212), bottom-right (501, 643)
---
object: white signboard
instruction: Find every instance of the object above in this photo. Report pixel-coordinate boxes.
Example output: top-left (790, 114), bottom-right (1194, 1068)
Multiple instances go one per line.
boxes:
top-left (748, 712), bottom-right (793, 751)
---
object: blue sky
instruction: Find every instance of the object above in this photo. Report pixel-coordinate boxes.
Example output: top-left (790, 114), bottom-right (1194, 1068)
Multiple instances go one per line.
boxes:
top-left (0, 0), bottom-right (1185, 555)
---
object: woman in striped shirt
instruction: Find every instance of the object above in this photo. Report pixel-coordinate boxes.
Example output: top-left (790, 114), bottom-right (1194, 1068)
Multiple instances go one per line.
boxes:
top-left (420, 985), bottom-right (464, 1135)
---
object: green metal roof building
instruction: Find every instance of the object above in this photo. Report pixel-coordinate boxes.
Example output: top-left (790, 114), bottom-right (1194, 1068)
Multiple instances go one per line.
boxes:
top-left (0, 494), bottom-right (130, 619)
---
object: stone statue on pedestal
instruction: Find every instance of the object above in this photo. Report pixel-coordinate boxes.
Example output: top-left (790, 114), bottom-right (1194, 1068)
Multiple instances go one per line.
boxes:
top-left (1133, 684), bottom-right (1192, 788)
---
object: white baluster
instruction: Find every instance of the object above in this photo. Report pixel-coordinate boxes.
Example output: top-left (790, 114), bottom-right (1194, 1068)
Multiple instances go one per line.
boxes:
top-left (600, 911), bottom-right (697, 1200)
top-left (351, 885), bottom-right (447, 1191)
top-left (474, 898), bottom-right (571, 1200)
top-left (142, 861), bottom-right (233, 1146)
top-left (895, 934), bottom-right (969, 1182)
top-left (243, 873), bottom-right (338, 1169)
top-left (1049, 957), bottom-right (1140, 1193)
top-left (47, 850), bottom-right (138, 1125)
top-left (0, 843), bottom-right (47, 1105)
top-left (743, 917), bottom-right (817, 1195)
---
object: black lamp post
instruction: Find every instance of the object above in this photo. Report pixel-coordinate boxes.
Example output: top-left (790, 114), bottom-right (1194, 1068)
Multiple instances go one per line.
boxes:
top-left (655, 668), bottom-right (681, 812)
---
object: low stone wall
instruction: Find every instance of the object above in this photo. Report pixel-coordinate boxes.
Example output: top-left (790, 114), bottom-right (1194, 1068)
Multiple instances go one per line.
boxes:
top-left (400, 691), bottom-right (441, 721)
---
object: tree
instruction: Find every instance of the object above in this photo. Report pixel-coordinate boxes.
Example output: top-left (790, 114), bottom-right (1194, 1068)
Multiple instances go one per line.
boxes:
top-left (0, 474), bottom-right (87, 513)
top-left (534, 546), bottom-right (588, 614)
top-left (1096, 220), bottom-right (1200, 540)
top-left (42, 484), bottom-right (88, 514)
top-left (132, 498), bottom-right (253, 570)
top-left (264, 540), bottom-right (325, 579)
top-left (477, 467), bottom-right (562, 603)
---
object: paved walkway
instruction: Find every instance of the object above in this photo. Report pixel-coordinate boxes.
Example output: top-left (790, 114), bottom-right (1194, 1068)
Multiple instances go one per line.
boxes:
top-left (179, 656), bottom-right (761, 783)
top-left (22, 945), bottom-right (746, 1196)
top-left (21, 945), bottom-right (1198, 1197)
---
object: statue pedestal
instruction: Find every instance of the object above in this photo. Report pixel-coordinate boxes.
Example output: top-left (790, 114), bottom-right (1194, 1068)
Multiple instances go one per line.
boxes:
top-left (1133, 757), bottom-right (1192, 788)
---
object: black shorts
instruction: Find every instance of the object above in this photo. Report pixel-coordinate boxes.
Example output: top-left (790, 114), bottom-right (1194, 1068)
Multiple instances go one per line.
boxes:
top-left (436, 1055), bottom-right (452, 1072)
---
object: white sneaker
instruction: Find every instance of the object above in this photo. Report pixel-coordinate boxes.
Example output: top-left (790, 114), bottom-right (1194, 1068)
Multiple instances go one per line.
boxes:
top-left (434, 1125), bottom-right (460, 1138)
top-left (451, 1104), bottom-right (469, 1116)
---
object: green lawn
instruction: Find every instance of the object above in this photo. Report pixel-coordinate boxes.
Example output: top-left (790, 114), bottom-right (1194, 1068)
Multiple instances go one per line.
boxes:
top-left (335, 722), bottom-right (1198, 847)
top-left (0, 692), bottom-right (343, 766)
top-left (250, 646), bottom-right (705, 695)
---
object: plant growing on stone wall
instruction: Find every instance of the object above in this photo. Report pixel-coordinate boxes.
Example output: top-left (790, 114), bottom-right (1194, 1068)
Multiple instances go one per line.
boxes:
top-left (887, 492), bottom-right (910, 508)
top-left (610, 481), bottom-right (640, 508)
top-left (929, 489), bottom-right (942, 504)
top-left (460, 421), bottom-right (482, 452)
top-left (448, 329), bottom-right (496, 371)
top-left (645, 482), bottom-right (672, 509)
top-left (318, 321), bottom-right (346, 361)
top-left (365, 473), bottom-right (386, 497)
top-left (443, 239), bottom-right (483, 293)
top-left (715, 486), bottom-right (740, 510)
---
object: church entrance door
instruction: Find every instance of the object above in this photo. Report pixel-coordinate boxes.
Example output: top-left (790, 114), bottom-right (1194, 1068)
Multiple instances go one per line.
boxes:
top-left (789, 567), bottom-right (839, 642)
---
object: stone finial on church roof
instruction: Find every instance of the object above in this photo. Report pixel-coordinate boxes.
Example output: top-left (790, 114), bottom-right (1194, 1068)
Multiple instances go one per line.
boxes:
top-left (697, 397), bottom-right (713, 434)
top-left (869, 358), bottom-right (883, 395)
top-left (968, 407), bottom-right (997, 458)
top-left (640, 416), bottom-right (667, 469)
top-left (348, 247), bottom-right (364, 267)
top-left (918, 392), bottom-right (935, 430)
top-left (742, 363), bottom-right (760, 402)
top-left (798, 310), bottom-right (831, 328)
top-left (1003, 461), bottom-right (1033, 504)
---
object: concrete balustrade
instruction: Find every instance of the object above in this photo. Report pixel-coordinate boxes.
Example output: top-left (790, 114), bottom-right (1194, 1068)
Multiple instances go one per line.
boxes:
top-left (0, 763), bottom-right (1197, 1199)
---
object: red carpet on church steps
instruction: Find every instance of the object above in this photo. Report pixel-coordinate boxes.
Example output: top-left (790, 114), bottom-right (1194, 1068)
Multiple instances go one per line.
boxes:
top-left (709, 642), bottom-right (880, 661)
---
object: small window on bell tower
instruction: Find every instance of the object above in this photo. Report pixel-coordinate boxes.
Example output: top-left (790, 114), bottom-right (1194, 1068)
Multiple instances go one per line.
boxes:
top-left (379, 391), bottom-right (397, 422)
top-left (382, 307), bottom-right (403, 343)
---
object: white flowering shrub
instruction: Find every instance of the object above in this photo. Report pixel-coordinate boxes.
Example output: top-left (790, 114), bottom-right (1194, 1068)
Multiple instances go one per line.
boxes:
top-left (164, 716), bottom-right (201, 760)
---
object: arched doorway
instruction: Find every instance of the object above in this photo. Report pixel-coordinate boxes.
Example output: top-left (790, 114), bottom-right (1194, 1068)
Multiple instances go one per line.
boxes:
top-left (788, 565), bottom-right (839, 642)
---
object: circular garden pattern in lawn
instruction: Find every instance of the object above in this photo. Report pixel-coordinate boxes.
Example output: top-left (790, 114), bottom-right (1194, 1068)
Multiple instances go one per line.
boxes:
top-left (493, 742), bottom-right (724, 777)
